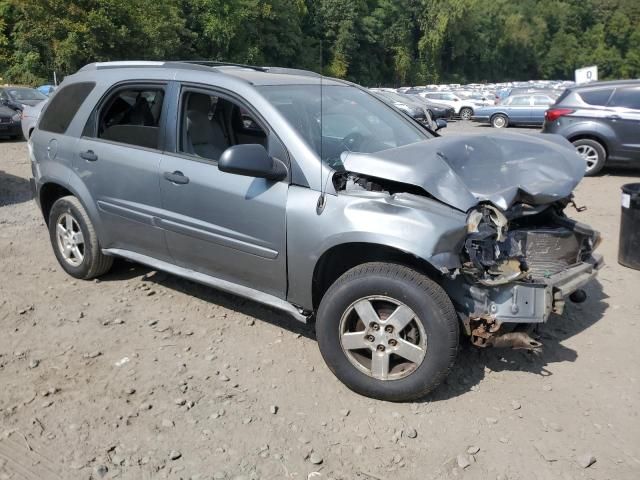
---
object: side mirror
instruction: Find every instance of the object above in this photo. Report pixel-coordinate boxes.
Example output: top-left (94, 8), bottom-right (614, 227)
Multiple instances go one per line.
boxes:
top-left (218, 144), bottom-right (287, 181)
top-left (435, 119), bottom-right (447, 130)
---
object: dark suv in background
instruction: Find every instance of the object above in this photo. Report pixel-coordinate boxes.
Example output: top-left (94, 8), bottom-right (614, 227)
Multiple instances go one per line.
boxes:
top-left (542, 80), bottom-right (640, 175)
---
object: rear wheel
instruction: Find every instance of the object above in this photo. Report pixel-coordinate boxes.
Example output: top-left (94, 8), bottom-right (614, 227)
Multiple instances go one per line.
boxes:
top-left (573, 138), bottom-right (606, 176)
top-left (48, 196), bottom-right (113, 279)
top-left (459, 107), bottom-right (473, 120)
top-left (491, 114), bottom-right (508, 128)
top-left (316, 262), bottom-right (459, 401)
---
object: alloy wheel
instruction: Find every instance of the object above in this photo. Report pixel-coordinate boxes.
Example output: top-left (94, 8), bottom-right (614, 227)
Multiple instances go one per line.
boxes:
top-left (55, 212), bottom-right (85, 267)
top-left (575, 144), bottom-right (599, 173)
top-left (338, 296), bottom-right (427, 381)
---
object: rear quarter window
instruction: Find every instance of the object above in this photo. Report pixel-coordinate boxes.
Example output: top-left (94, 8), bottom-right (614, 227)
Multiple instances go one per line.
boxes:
top-left (39, 82), bottom-right (96, 134)
top-left (578, 89), bottom-right (613, 106)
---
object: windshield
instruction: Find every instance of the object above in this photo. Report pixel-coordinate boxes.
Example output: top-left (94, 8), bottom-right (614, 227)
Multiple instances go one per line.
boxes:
top-left (258, 85), bottom-right (429, 167)
top-left (8, 88), bottom-right (47, 101)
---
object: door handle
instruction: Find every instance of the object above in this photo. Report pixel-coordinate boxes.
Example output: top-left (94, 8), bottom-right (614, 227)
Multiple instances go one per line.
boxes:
top-left (607, 115), bottom-right (621, 120)
top-left (164, 171), bottom-right (190, 185)
top-left (80, 150), bottom-right (98, 161)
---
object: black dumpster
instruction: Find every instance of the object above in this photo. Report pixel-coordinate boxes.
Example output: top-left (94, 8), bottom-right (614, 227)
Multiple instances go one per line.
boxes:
top-left (619, 183), bottom-right (640, 270)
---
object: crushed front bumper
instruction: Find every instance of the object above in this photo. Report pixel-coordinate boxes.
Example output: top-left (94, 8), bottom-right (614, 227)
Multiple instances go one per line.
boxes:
top-left (448, 254), bottom-right (604, 325)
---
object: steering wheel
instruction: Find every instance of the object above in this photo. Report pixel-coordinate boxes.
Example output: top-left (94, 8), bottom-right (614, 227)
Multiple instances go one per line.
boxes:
top-left (341, 131), bottom-right (364, 152)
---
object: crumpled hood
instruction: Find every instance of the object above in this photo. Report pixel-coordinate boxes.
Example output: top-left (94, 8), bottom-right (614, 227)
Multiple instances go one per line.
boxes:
top-left (341, 132), bottom-right (585, 212)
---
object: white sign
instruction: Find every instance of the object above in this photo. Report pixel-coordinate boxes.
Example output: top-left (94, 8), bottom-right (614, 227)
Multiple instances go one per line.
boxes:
top-left (575, 65), bottom-right (598, 84)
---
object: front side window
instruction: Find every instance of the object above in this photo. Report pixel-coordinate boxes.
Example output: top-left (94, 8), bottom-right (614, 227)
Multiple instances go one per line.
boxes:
top-left (258, 84), bottom-right (429, 166)
top-left (178, 90), bottom-right (267, 161)
top-left (97, 87), bottom-right (165, 149)
top-left (39, 82), bottom-right (96, 134)
top-left (608, 87), bottom-right (640, 110)
top-left (508, 96), bottom-right (531, 106)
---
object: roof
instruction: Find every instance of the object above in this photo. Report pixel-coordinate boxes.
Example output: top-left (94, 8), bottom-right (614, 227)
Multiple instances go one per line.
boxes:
top-left (77, 61), bottom-right (347, 86)
top-left (571, 79), bottom-right (640, 90)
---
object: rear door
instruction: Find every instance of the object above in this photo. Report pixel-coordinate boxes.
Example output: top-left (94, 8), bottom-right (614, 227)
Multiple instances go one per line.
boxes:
top-left (74, 82), bottom-right (170, 260)
top-left (531, 95), bottom-right (554, 125)
top-left (606, 86), bottom-right (640, 161)
top-left (157, 85), bottom-right (289, 298)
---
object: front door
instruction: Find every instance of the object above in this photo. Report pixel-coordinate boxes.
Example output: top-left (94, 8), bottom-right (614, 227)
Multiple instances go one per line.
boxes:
top-left (74, 83), bottom-right (169, 259)
top-left (607, 86), bottom-right (640, 161)
top-left (158, 86), bottom-right (289, 298)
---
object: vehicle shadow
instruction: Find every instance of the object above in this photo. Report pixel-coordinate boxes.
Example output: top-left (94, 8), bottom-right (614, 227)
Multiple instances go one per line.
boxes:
top-left (100, 259), bottom-right (316, 340)
top-left (99, 259), bottom-right (608, 397)
top-left (426, 278), bottom-right (609, 402)
top-left (602, 168), bottom-right (640, 178)
top-left (0, 169), bottom-right (33, 207)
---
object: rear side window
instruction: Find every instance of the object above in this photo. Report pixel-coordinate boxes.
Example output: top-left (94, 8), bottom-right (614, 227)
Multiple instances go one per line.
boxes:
top-left (532, 95), bottom-right (552, 106)
top-left (608, 87), bottom-right (640, 110)
top-left (578, 89), bottom-right (613, 106)
top-left (97, 87), bottom-right (165, 149)
top-left (39, 82), bottom-right (95, 134)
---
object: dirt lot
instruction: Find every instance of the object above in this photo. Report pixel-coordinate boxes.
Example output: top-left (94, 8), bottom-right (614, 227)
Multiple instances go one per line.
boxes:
top-left (1, 123), bottom-right (639, 480)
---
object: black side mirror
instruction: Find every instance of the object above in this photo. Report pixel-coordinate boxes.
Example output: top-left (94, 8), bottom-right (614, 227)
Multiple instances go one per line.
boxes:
top-left (435, 119), bottom-right (447, 130)
top-left (218, 144), bottom-right (287, 181)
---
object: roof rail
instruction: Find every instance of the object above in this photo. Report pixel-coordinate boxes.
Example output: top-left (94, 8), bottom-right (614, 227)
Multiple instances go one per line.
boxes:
top-left (176, 60), bottom-right (268, 72)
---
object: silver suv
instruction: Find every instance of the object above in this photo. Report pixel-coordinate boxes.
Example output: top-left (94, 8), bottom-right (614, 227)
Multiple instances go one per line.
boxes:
top-left (29, 61), bottom-right (602, 401)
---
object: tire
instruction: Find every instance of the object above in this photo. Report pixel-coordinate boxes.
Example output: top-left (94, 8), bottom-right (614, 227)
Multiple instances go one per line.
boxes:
top-left (316, 262), bottom-right (459, 401)
top-left (491, 114), bottom-right (508, 128)
top-left (48, 195), bottom-right (113, 279)
top-left (459, 107), bottom-right (473, 120)
top-left (572, 138), bottom-right (606, 176)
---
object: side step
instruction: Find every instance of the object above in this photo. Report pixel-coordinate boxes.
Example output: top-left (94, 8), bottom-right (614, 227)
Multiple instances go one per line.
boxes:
top-left (102, 248), bottom-right (310, 323)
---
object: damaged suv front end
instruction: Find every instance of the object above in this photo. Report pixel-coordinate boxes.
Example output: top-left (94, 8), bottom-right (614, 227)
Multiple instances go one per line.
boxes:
top-left (451, 201), bottom-right (602, 348)
top-left (338, 131), bottom-right (602, 350)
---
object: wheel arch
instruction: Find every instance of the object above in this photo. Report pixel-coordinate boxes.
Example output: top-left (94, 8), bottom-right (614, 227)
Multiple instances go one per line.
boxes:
top-left (38, 180), bottom-right (106, 241)
top-left (567, 133), bottom-right (609, 156)
top-left (311, 242), bottom-right (445, 310)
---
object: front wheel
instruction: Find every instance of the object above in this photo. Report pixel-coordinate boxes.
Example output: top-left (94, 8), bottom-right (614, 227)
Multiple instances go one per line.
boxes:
top-left (316, 263), bottom-right (459, 401)
top-left (459, 107), bottom-right (473, 120)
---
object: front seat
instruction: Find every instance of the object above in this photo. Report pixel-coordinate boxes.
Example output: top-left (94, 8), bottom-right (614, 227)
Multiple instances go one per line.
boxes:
top-left (185, 93), bottom-right (229, 160)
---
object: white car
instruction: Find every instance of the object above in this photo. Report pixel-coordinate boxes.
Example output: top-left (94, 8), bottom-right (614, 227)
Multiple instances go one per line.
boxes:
top-left (21, 101), bottom-right (45, 139)
top-left (419, 91), bottom-right (477, 119)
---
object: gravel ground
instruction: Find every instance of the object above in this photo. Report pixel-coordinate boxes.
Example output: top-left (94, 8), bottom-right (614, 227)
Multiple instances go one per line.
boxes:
top-left (1, 123), bottom-right (639, 480)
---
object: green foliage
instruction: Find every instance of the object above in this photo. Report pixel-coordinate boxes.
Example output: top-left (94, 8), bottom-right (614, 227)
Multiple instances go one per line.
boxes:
top-left (0, 0), bottom-right (638, 85)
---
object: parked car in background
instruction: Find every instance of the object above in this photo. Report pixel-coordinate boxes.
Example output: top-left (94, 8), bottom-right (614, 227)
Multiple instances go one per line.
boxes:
top-left (495, 87), bottom-right (559, 105)
top-left (21, 101), bottom-right (46, 139)
top-left (419, 91), bottom-right (476, 119)
top-left (472, 93), bottom-right (555, 128)
top-left (0, 104), bottom-right (22, 139)
top-left (542, 80), bottom-right (640, 175)
top-left (0, 86), bottom-right (48, 111)
top-left (37, 85), bottom-right (57, 96)
top-left (370, 89), bottom-right (429, 124)
top-left (404, 94), bottom-right (454, 119)
top-left (30, 61), bottom-right (601, 401)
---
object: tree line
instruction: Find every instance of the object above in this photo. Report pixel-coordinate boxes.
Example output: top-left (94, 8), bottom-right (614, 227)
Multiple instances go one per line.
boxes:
top-left (1, 0), bottom-right (639, 86)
